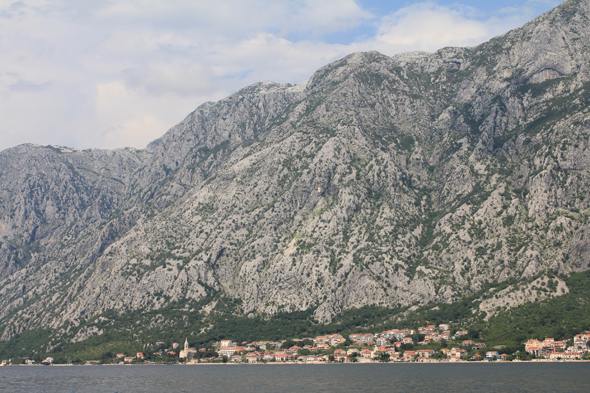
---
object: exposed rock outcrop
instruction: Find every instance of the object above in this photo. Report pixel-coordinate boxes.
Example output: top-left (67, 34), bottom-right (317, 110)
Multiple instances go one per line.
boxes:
top-left (1, 0), bottom-right (590, 340)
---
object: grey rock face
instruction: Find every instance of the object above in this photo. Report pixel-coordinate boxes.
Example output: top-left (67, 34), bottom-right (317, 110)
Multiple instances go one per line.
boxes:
top-left (1, 0), bottom-right (590, 339)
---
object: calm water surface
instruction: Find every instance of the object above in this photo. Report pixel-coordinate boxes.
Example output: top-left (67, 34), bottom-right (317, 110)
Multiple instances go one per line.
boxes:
top-left (1, 363), bottom-right (588, 392)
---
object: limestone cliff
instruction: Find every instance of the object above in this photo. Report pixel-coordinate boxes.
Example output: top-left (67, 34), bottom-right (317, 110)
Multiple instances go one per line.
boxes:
top-left (1, 0), bottom-right (590, 341)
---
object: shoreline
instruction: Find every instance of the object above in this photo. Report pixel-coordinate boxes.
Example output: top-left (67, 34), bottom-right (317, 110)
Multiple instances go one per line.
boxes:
top-left (4, 359), bottom-right (589, 367)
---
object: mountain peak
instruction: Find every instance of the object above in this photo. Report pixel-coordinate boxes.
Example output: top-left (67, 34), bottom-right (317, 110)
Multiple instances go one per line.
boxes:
top-left (2, 0), bottom-right (590, 345)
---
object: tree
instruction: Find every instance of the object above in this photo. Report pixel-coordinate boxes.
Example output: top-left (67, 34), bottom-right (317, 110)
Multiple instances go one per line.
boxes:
top-left (378, 353), bottom-right (390, 363)
top-left (282, 340), bottom-right (296, 349)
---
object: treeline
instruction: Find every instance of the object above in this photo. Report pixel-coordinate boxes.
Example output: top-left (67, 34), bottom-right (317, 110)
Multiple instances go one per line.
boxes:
top-left (1, 270), bottom-right (589, 361)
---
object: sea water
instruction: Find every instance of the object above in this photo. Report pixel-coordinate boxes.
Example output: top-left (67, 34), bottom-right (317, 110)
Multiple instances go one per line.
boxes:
top-left (1, 362), bottom-right (588, 392)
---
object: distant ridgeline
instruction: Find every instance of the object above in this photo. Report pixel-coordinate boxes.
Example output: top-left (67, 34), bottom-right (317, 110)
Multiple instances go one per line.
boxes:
top-left (2, 0), bottom-right (590, 358)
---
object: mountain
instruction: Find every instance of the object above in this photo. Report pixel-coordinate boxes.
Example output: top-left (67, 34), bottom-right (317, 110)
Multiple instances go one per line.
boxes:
top-left (1, 0), bottom-right (590, 348)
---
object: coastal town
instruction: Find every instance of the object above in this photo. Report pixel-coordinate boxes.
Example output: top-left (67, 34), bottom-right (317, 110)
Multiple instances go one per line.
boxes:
top-left (182, 328), bottom-right (590, 364)
top-left (4, 324), bottom-right (588, 366)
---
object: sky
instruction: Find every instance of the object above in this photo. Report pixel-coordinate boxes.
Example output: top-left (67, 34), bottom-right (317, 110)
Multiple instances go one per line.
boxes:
top-left (0, 0), bottom-right (562, 151)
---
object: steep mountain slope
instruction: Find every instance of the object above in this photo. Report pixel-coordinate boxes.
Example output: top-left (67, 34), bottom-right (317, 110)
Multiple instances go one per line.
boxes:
top-left (1, 0), bottom-right (590, 343)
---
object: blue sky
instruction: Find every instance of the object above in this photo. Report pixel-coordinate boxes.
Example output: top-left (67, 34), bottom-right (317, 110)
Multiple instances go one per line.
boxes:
top-left (0, 0), bottom-right (562, 150)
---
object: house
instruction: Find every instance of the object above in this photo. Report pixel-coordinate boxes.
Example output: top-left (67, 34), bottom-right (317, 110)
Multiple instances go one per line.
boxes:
top-left (441, 331), bottom-right (451, 340)
top-left (124, 357), bottom-right (135, 363)
top-left (403, 351), bottom-right (418, 361)
top-left (439, 324), bottom-right (449, 331)
top-left (431, 334), bottom-right (443, 342)
top-left (420, 336), bottom-right (431, 345)
top-left (220, 340), bottom-right (233, 348)
top-left (313, 336), bottom-right (327, 345)
top-left (349, 333), bottom-right (362, 342)
top-left (376, 337), bottom-right (388, 346)
top-left (525, 339), bottom-right (541, 348)
top-left (450, 348), bottom-right (468, 358)
top-left (246, 353), bottom-right (263, 363)
top-left (539, 345), bottom-right (556, 357)
top-left (566, 346), bottom-right (583, 354)
top-left (472, 343), bottom-right (487, 349)
top-left (136, 352), bottom-right (144, 360)
top-left (275, 354), bottom-right (289, 362)
top-left (417, 349), bottom-right (435, 358)
top-left (253, 342), bottom-right (269, 350)
top-left (562, 351), bottom-right (582, 360)
top-left (486, 351), bottom-right (499, 360)
top-left (395, 329), bottom-right (413, 340)
top-left (549, 352), bottom-right (564, 360)
top-left (284, 346), bottom-right (300, 355)
top-left (462, 340), bottom-right (475, 347)
top-left (526, 346), bottom-right (540, 357)
top-left (334, 353), bottom-right (349, 362)
top-left (402, 337), bottom-right (413, 345)
top-left (116, 354), bottom-right (125, 359)
top-left (263, 352), bottom-right (274, 361)
top-left (315, 334), bottom-right (345, 346)
top-left (218, 346), bottom-right (245, 357)
top-left (498, 354), bottom-right (508, 361)
top-left (382, 330), bottom-right (398, 339)
top-left (360, 333), bottom-right (375, 343)
top-left (573, 335), bottom-right (588, 348)
top-left (231, 355), bottom-right (242, 363)
top-left (330, 335), bottom-right (346, 346)
top-left (361, 349), bottom-right (373, 358)
top-left (41, 357), bottom-right (54, 365)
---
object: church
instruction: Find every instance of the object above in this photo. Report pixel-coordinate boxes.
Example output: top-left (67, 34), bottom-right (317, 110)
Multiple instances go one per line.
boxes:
top-left (179, 338), bottom-right (197, 361)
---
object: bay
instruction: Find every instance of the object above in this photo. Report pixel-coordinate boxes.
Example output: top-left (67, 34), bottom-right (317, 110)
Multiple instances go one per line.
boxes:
top-left (1, 363), bottom-right (589, 393)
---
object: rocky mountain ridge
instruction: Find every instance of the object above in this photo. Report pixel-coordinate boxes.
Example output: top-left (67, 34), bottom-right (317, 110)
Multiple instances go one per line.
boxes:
top-left (1, 0), bottom-right (590, 343)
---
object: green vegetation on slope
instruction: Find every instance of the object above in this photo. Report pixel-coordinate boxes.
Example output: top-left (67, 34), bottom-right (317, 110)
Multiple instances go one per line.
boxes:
top-left (2, 270), bottom-right (589, 362)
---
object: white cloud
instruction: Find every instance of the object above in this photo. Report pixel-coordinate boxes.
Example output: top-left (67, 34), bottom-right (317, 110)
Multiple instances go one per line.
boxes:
top-left (0, 0), bottom-right (560, 151)
top-left (372, 3), bottom-right (490, 52)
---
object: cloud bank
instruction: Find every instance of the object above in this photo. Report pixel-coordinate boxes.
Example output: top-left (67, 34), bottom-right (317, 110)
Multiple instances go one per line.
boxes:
top-left (0, 0), bottom-right (560, 151)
